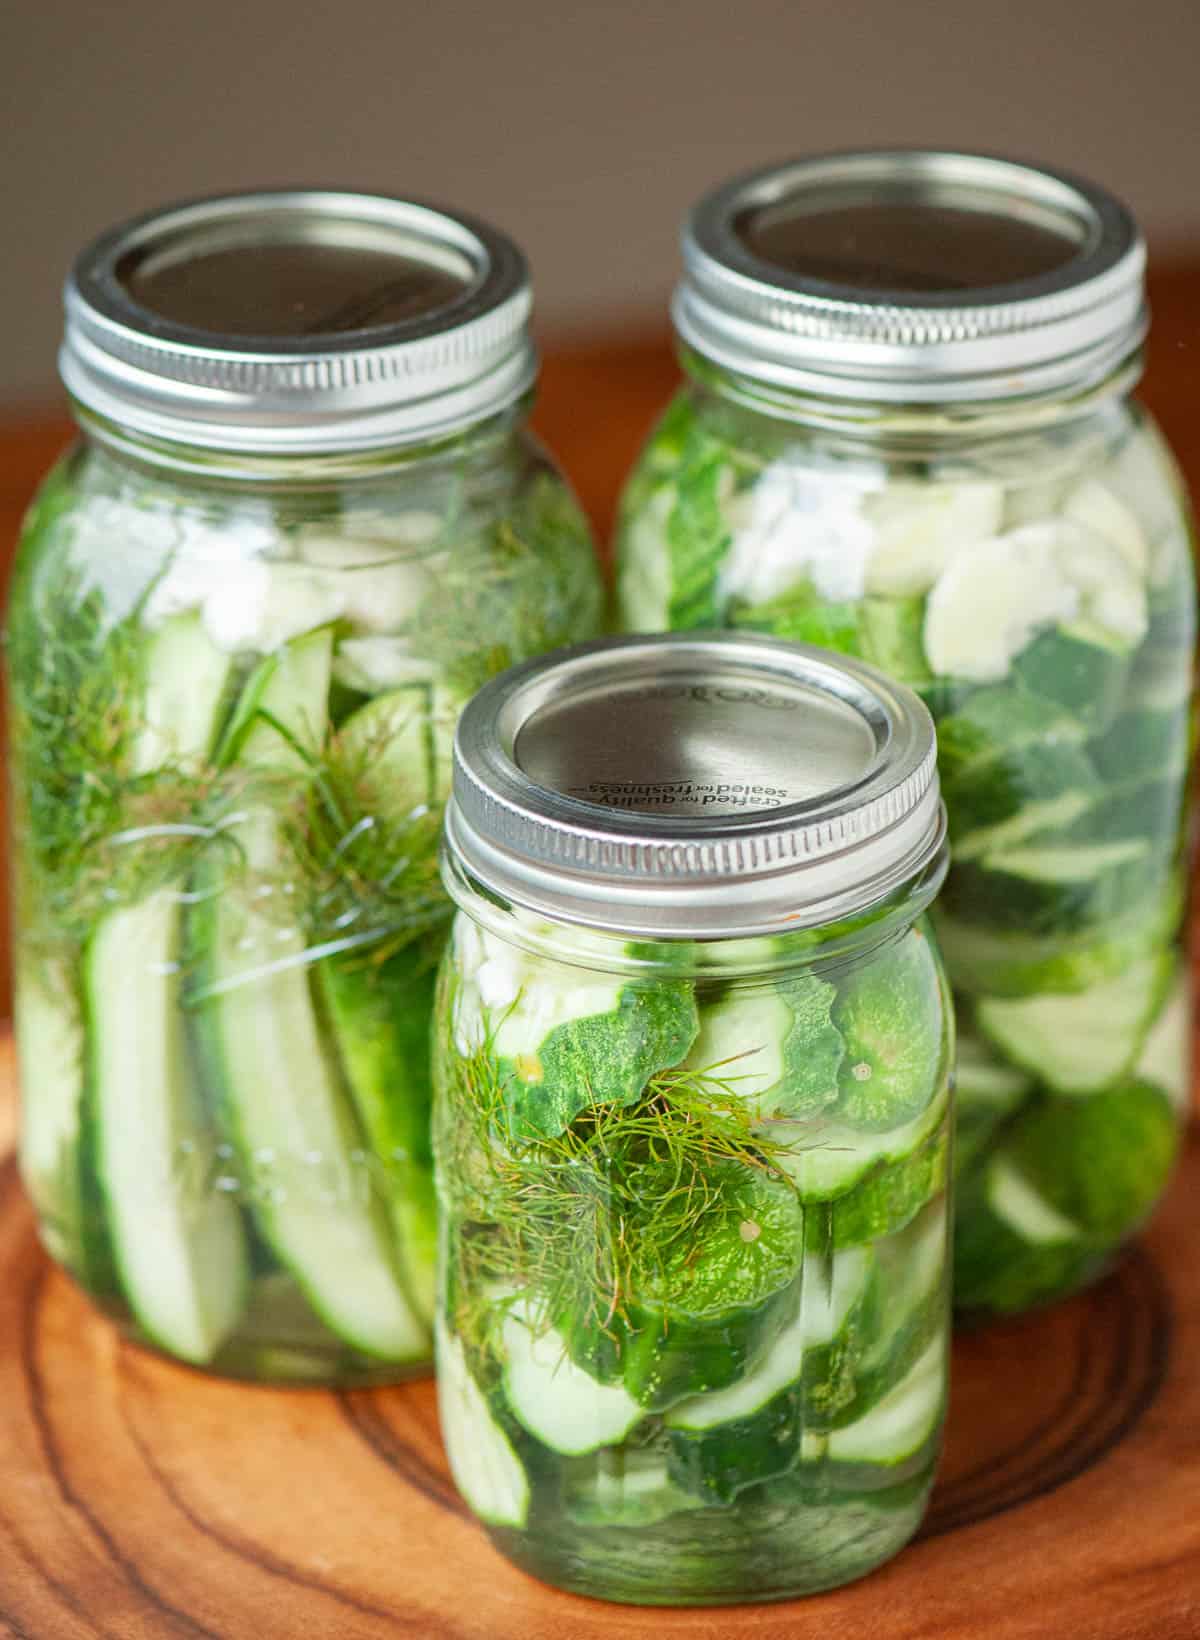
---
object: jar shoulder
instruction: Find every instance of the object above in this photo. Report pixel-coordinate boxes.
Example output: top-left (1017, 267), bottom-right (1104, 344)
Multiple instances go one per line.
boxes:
top-left (7, 427), bottom-right (602, 652)
top-left (615, 384), bottom-right (1194, 635)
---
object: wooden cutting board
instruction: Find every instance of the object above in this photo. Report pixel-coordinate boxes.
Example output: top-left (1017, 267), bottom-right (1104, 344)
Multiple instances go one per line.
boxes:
top-left (0, 1038), bottom-right (1196, 1639)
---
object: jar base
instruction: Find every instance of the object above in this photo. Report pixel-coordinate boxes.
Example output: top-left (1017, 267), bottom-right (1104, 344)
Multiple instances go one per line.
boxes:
top-left (50, 1252), bottom-right (433, 1388)
top-left (483, 1478), bottom-right (932, 1607)
top-left (121, 1329), bottom-right (434, 1390)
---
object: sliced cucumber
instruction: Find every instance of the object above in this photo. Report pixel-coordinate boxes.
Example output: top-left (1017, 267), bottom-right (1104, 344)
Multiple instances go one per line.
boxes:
top-left (933, 873), bottom-right (1184, 998)
top-left (953, 1155), bottom-right (1094, 1317)
top-left (191, 630), bottom-right (426, 1361)
top-left (818, 1334), bottom-right (945, 1475)
top-left (132, 611), bottom-right (236, 769)
top-left (615, 1161), bottom-right (806, 1409)
top-left (1052, 778), bottom-right (1184, 853)
top-left (436, 1319), bottom-right (529, 1528)
top-left (955, 1030), bottom-right (1036, 1112)
top-left (319, 687), bottom-right (446, 1328)
top-left (89, 891), bottom-right (250, 1362)
top-left (775, 1083), bottom-right (951, 1203)
top-left (615, 487), bottom-right (673, 632)
top-left (950, 788), bottom-right (1098, 866)
top-left (923, 523), bottom-right (1146, 683)
top-left (952, 1030), bottom-right (1035, 1181)
top-left (830, 1203), bottom-right (947, 1432)
top-left (317, 948), bottom-right (439, 1325)
top-left (1090, 706), bottom-right (1190, 787)
top-left (666, 1245), bottom-right (874, 1432)
top-left (501, 1299), bottom-right (644, 1455)
top-left (14, 970), bottom-right (93, 1274)
top-left (816, 1118), bottom-right (949, 1248)
top-left (1061, 476), bottom-right (1150, 576)
top-left (664, 1245), bottom-right (876, 1503)
top-left (943, 743), bottom-right (1100, 852)
top-left (455, 924), bottom-right (697, 1141)
top-left (943, 837), bottom-right (1151, 933)
top-left (1011, 625), bottom-right (1134, 731)
top-left (1010, 1078), bottom-right (1179, 1242)
top-left (14, 971), bottom-right (84, 1220)
top-left (935, 686), bottom-right (1086, 785)
top-left (334, 683), bottom-right (442, 819)
top-left (681, 974), bottom-right (843, 1120)
top-left (1135, 969), bottom-right (1192, 1117)
top-left (862, 480), bottom-right (1003, 597)
top-left (831, 930), bottom-right (945, 1131)
top-left (977, 953), bottom-right (1170, 1094)
top-left (1128, 629), bottom-right (1194, 712)
top-left (88, 615), bottom-right (249, 1363)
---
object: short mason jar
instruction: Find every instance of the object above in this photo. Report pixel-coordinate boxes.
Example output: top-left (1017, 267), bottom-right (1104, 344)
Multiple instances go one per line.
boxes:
top-left (432, 632), bottom-right (952, 1605)
top-left (6, 190), bottom-right (603, 1384)
top-left (614, 152), bottom-right (1195, 1321)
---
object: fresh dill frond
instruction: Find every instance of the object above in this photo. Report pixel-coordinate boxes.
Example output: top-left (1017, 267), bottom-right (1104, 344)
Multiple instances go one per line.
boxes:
top-left (436, 990), bottom-right (803, 1359)
top-left (405, 475), bottom-right (602, 699)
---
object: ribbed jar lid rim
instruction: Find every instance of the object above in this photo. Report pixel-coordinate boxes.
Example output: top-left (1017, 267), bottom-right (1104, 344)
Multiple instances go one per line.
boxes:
top-left (674, 149), bottom-right (1146, 405)
top-left (445, 632), bottom-right (945, 938)
top-left (60, 188), bottom-right (536, 456)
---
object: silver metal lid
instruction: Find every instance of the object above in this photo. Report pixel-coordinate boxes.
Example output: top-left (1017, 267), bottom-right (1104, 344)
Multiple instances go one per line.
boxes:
top-left (445, 632), bottom-right (944, 938)
top-left (60, 189), bottom-right (536, 454)
top-left (674, 150), bottom-right (1146, 404)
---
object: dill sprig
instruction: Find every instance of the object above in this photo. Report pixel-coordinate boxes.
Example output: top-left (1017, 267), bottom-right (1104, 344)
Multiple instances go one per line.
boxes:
top-left (405, 475), bottom-right (602, 699)
top-left (277, 710), bottom-right (450, 964)
top-left (435, 987), bottom-right (801, 1357)
top-left (5, 570), bottom-right (243, 962)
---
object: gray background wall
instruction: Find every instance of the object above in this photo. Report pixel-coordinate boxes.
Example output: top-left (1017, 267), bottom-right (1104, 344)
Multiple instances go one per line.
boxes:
top-left (5, 0), bottom-right (1199, 403)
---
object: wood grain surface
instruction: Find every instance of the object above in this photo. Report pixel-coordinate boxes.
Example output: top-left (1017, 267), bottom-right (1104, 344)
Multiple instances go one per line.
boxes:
top-left (0, 1048), bottom-right (1196, 1638)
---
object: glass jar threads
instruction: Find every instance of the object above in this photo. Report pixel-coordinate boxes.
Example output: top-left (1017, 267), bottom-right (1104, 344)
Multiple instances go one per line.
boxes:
top-left (614, 151), bottom-right (1194, 1319)
top-left (7, 190), bottom-right (603, 1383)
top-left (433, 632), bottom-right (952, 1603)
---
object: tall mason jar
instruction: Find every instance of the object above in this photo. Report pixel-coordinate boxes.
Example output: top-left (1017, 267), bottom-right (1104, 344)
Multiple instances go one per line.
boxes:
top-left (614, 152), bottom-right (1195, 1321)
top-left (433, 633), bottom-right (953, 1604)
top-left (6, 191), bottom-right (602, 1383)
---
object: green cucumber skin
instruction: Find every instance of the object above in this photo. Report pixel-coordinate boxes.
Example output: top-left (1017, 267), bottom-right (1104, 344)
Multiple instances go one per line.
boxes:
top-left (86, 890), bottom-right (252, 1364)
top-left (78, 616), bottom-right (251, 1358)
top-left (316, 946), bottom-right (440, 1325)
top-left (498, 982), bottom-right (699, 1142)
top-left (73, 1064), bottom-right (124, 1303)
top-left (1010, 630), bottom-right (1131, 732)
top-left (186, 854), bottom-right (426, 1362)
top-left (662, 1262), bottom-right (883, 1504)
top-left (942, 743), bottom-right (1100, 845)
top-left (619, 1284), bottom-right (796, 1412)
top-left (940, 850), bottom-right (1155, 936)
top-left (187, 630), bottom-right (428, 1362)
top-left (809, 1123), bottom-right (950, 1251)
top-left (665, 444), bottom-right (732, 629)
top-left (15, 973), bottom-right (120, 1299)
top-left (608, 398), bottom-right (1194, 1359)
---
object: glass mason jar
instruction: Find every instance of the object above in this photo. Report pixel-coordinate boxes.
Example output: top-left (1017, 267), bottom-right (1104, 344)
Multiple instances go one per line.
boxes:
top-left (432, 632), bottom-right (953, 1605)
top-left (614, 152), bottom-right (1195, 1321)
top-left (6, 191), bottom-right (602, 1384)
